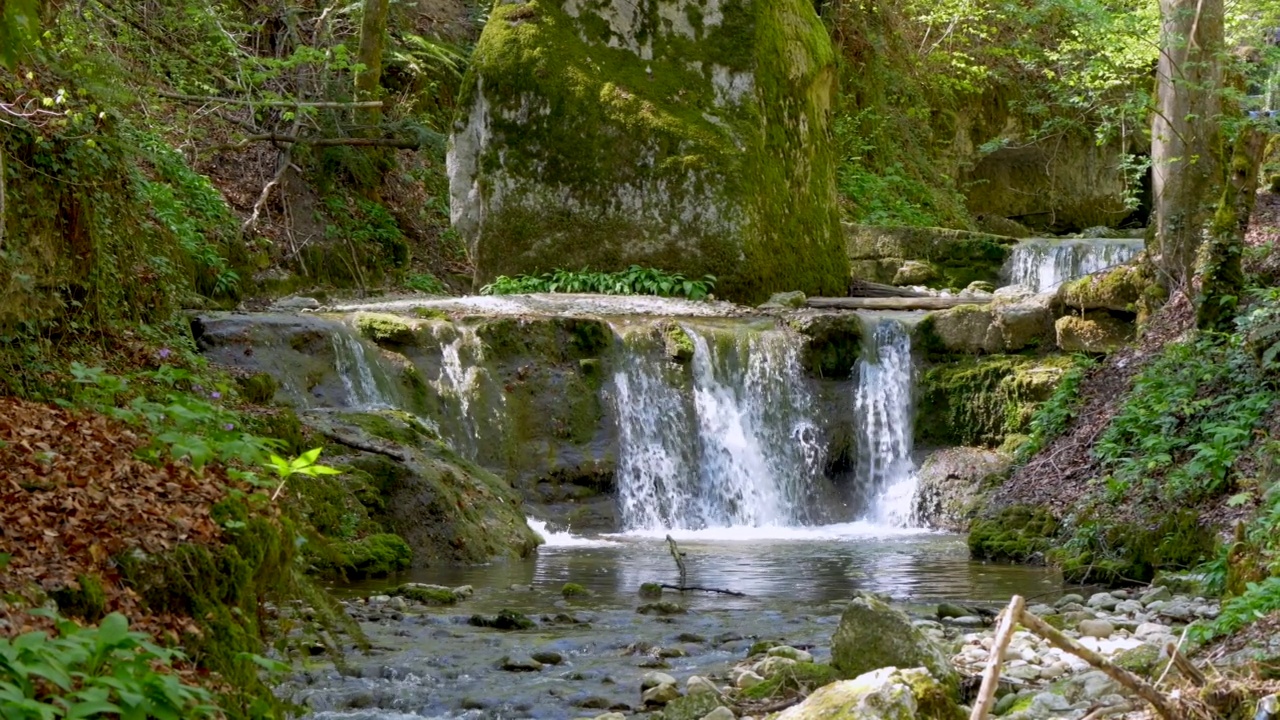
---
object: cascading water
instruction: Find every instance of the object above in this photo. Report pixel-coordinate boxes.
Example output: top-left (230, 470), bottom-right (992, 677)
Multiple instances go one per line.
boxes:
top-left (1003, 237), bottom-right (1144, 292)
top-left (853, 315), bottom-right (918, 527)
top-left (331, 329), bottom-right (398, 409)
top-left (427, 323), bottom-right (497, 461)
top-left (612, 323), bottom-right (824, 531)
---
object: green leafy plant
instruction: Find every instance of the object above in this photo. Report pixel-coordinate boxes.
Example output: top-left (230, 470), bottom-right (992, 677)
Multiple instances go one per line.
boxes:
top-left (404, 273), bottom-right (446, 294)
top-left (1014, 355), bottom-right (1095, 461)
top-left (266, 447), bottom-right (342, 501)
top-left (481, 266), bottom-right (716, 301)
top-left (0, 611), bottom-right (220, 719)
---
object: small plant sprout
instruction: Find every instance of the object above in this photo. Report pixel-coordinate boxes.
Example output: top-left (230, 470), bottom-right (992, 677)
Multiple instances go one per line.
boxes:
top-left (267, 447), bottom-right (342, 501)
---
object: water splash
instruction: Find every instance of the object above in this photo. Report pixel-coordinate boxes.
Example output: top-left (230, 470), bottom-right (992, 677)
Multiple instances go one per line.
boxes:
top-left (331, 329), bottom-right (398, 409)
top-left (854, 316), bottom-right (918, 527)
top-left (527, 518), bottom-right (618, 548)
top-left (1003, 238), bottom-right (1144, 293)
top-left (427, 323), bottom-right (496, 460)
top-left (612, 323), bottom-right (823, 531)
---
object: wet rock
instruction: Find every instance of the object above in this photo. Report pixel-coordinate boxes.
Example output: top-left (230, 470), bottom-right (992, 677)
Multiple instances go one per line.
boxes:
top-left (992, 292), bottom-right (1056, 351)
top-left (642, 671), bottom-right (678, 690)
top-left (1004, 664), bottom-right (1042, 681)
top-left (593, 714), bottom-right (626, 720)
top-left (774, 666), bottom-right (959, 719)
top-left (638, 602), bottom-right (687, 616)
top-left (1086, 592), bottom-right (1120, 611)
top-left (562, 583), bottom-right (590, 598)
top-left (499, 655), bottom-right (543, 672)
top-left (658, 647), bottom-right (689, 658)
top-left (747, 640), bottom-right (779, 656)
top-left (1027, 603), bottom-right (1055, 616)
top-left (1062, 670), bottom-right (1121, 703)
top-left (1078, 619), bottom-right (1114, 639)
top-left (926, 304), bottom-right (1001, 354)
top-left (509, 583), bottom-right (533, 592)
top-left (949, 616), bottom-right (985, 627)
top-left (894, 261), bottom-right (937, 286)
top-left (1139, 586), bottom-right (1172, 605)
top-left (452, 584), bottom-right (474, 599)
top-left (272, 295), bottom-right (321, 310)
top-left (766, 645), bottom-right (813, 663)
top-left (677, 632), bottom-right (707, 643)
top-left (574, 696), bottom-right (611, 709)
top-left (755, 656), bottom-right (798, 678)
top-left (642, 683), bottom-right (681, 706)
top-left (639, 658), bottom-right (672, 669)
top-left (532, 650), bottom-right (564, 665)
top-left (714, 632), bottom-right (744, 645)
top-left (1156, 600), bottom-right (1195, 622)
top-left (1007, 691), bottom-right (1073, 719)
top-left (914, 448), bottom-right (1011, 531)
top-left (759, 291), bottom-right (807, 310)
top-left (687, 676), bottom-right (719, 695)
top-left (1054, 594), bottom-right (1085, 609)
top-left (639, 583), bottom-right (664, 598)
top-left (393, 583), bottom-right (459, 606)
top-left (1039, 661), bottom-right (1069, 679)
top-left (735, 671), bottom-right (764, 690)
top-left (702, 707), bottom-right (736, 720)
top-left (469, 609), bottom-right (535, 630)
top-left (936, 602), bottom-right (972, 620)
top-left (1114, 599), bottom-right (1144, 615)
top-left (831, 592), bottom-right (957, 686)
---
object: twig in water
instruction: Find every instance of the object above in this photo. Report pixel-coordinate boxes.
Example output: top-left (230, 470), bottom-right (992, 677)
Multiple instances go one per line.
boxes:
top-left (666, 534), bottom-right (687, 586)
top-left (658, 583), bottom-right (745, 597)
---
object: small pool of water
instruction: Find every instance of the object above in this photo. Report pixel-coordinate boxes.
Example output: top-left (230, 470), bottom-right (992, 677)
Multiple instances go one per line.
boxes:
top-left (285, 526), bottom-right (1062, 720)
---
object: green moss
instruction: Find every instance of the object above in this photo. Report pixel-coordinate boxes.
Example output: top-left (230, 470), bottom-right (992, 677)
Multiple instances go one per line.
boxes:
top-left (639, 582), bottom-right (664, 598)
top-left (50, 574), bottom-right (107, 623)
top-left (355, 313), bottom-right (417, 346)
top-left (235, 372), bottom-right (278, 404)
top-left (459, 0), bottom-right (848, 304)
top-left (393, 584), bottom-right (459, 605)
top-left (969, 505), bottom-right (1060, 562)
top-left (1052, 510), bottom-right (1214, 584)
top-left (243, 408), bottom-right (306, 457)
top-left (740, 661), bottom-right (841, 700)
top-left (657, 693), bottom-right (721, 720)
top-left (917, 355), bottom-right (1071, 447)
top-left (339, 410), bottom-right (430, 447)
top-left (789, 313), bottom-right (862, 379)
top-left (1060, 265), bottom-right (1148, 313)
top-left (468, 609), bottom-right (535, 630)
top-left (321, 534), bottom-right (411, 579)
top-left (844, 225), bottom-right (1018, 290)
top-left (413, 307), bottom-right (449, 320)
top-left (661, 322), bottom-right (695, 363)
top-left (1112, 644), bottom-right (1161, 676)
top-left (561, 582), bottom-right (589, 597)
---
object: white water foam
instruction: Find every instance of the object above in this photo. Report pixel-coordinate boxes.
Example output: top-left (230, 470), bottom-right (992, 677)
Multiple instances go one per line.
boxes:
top-left (854, 316), bottom-right (919, 527)
top-left (331, 330), bottom-right (397, 409)
top-left (617, 521), bottom-right (930, 542)
top-left (527, 518), bottom-right (618, 548)
top-left (1003, 237), bottom-right (1144, 293)
top-left (611, 323), bottom-right (824, 531)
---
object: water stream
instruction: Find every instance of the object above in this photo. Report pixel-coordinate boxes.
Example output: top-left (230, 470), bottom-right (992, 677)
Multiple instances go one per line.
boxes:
top-left (332, 328), bottom-right (400, 409)
top-left (1003, 237), bottom-right (1143, 292)
top-left (853, 315), bottom-right (918, 527)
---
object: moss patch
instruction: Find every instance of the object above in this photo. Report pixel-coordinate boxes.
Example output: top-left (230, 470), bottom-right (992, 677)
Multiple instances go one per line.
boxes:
top-left (393, 583), bottom-right (460, 605)
top-left (49, 574), bottom-right (108, 623)
top-left (355, 312), bottom-right (418, 346)
top-left (740, 661), bottom-right (841, 700)
top-left (321, 534), bottom-right (412, 579)
top-left (845, 224), bottom-right (1019, 290)
top-left (657, 693), bottom-right (722, 720)
top-left (1051, 509), bottom-right (1215, 584)
top-left (1059, 265), bottom-right (1149, 313)
top-left (789, 313), bottom-right (862, 379)
top-left (917, 355), bottom-right (1071, 447)
top-left (968, 505), bottom-right (1060, 562)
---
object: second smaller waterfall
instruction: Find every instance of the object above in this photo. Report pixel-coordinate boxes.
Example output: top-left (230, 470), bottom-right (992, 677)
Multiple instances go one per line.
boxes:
top-left (853, 316), bottom-right (918, 527)
top-left (332, 329), bottom-right (399, 409)
top-left (1004, 237), bottom-right (1143, 293)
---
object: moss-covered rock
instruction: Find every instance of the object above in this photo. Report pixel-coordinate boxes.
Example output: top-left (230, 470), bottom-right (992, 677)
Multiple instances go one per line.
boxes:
top-left (789, 312), bottom-right (862, 379)
top-left (740, 661), bottom-right (842, 701)
top-left (236, 372), bottom-right (279, 404)
top-left (921, 304), bottom-right (1001, 355)
top-left (992, 294), bottom-right (1056, 352)
top-left (322, 534), bottom-right (412, 579)
top-left (830, 593), bottom-right (957, 688)
top-left (845, 224), bottom-right (1019, 290)
top-left (968, 505), bottom-right (1060, 563)
top-left (661, 322), bottom-right (695, 364)
top-left (1050, 509), bottom-right (1214, 584)
top-left (917, 355), bottom-right (1070, 447)
top-left (656, 693), bottom-right (722, 720)
top-left (774, 666), bottom-right (963, 720)
top-left (1054, 313), bottom-right (1133, 353)
top-left (469, 609), bottom-right (536, 630)
top-left (451, 0), bottom-right (849, 304)
top-left (355, 312), bottom-right (418, 346)
top-left (894, 260), bottom-right (938, 286)
top-left (50, 574), bottom-right (107, 623)
top-left (561, 582), bottom-right (589, 597)
top-left (393, 583), bottom-right (461, 605)
top-left (1059, 265), bottom-right (1148, 313)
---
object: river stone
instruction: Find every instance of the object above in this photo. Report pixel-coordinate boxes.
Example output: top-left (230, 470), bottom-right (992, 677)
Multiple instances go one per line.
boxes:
top-left (1114, 599), bottom-right (1144, 615)
top-left (1055, 313), bottom-right (1133, 353)
top-left (1086, 592), bottom-right (1121, 611)
top-left (593, 714), bottom-right (626, 720)
top-left (830, 592), bottom-right (957, 687)
top-left (702, 707), bottom-right (736, 720)
top-left (1062, 670), bottom-right (1121, 703)
top-left (642, 683), bottom-right (681, 706)
top-left (449, 0), bottom-right (848, 304)
top-left (926, 304), bottom-right (1002, 354)
top-left (687, 676), bottom-right (719, 695)
top-left (1039, 661), bottom-right (1069, 679)
top-left (1078, 619), bottom-right (1114, 639)
top-left (894, 260), bottom-right (937, 286)
top-left (532, 650), bottom-right (564, 665)
top-left (642, 671), bottom-right (678, 690)
top-left (992, 293), bottom-right (1056, 351)
top-left (1134, 622), bottom-right (1172, 640)
top-left (1055, 594), bottom-right (1085, 609)
top-left (774, 666), bottom-right (958, 720)
top-left (272, 295), bottom-right (321, 310)
top-left (500, 655), bottom-right (544, 672)
top-left (1006, 691), bottom-right (1073, 719)
top-left (1157, 601), bottom-right (1195, 622)
top-left (755, 656), bottom-right (798, 678)
top-left (767, 645), bottom-right (814, 663)
top-left (638, 602), bottom-right (687, 615)
top-left (736, 671), bottom-right (764, 690)
top-left (1139, 587), bottom-right (1172, 605)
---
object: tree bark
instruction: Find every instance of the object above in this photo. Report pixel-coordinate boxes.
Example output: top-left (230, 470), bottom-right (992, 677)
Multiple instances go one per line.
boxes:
top-left (1196, 125), bottom-right (1268, 331)
top-left (354, 0), bottom-right (390, 128)
top-left (1150, 0), bottom-right (1224, 290)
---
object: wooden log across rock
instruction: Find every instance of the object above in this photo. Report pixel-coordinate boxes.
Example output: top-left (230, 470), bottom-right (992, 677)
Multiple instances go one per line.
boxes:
top-left (806, 296), bottom-right (993, 310)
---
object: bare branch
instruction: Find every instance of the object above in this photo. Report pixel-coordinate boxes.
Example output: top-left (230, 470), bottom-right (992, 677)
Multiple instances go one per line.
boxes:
top-left (156, 90), bottom-right (383, 109)
top-left (218, 133), bottom-right (422, 150)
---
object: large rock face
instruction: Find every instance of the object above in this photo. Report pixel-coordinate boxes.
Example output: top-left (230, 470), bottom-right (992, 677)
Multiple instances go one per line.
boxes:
top-left (448, 0), bottom-right (848, 303)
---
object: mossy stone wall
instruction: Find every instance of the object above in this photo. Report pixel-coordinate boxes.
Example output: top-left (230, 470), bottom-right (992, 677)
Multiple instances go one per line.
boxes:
top-left (844, 224), bottom-right (1019, 290)
top-left (917, 354), bottom-right (1071, 447)
top-left (449, 0), bottom-right (849, 304)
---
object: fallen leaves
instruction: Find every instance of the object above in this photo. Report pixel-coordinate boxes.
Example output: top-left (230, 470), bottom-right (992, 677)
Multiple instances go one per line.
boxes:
top-left (0, 397), bottom-right (228, 640)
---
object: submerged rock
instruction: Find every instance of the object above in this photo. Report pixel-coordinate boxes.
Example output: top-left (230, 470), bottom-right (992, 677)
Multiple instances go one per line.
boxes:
top-left (469, 609), bottom-right (536, 630)
top-left (830, 593), bottom-right (957, 687)
top-left (450, 0), bottom-right (849, 303)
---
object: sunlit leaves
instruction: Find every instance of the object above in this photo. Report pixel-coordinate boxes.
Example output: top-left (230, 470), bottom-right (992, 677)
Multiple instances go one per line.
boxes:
top-left (481, 266), bottom-right (717, 301)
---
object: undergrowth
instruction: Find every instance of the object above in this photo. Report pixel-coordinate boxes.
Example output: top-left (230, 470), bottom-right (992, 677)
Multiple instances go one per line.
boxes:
top-left (1014, 355), bottom-right (1096, 461)
top-left (481, 266), bottom-right (717, 301)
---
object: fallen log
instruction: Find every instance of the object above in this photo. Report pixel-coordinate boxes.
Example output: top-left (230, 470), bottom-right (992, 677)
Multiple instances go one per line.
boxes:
top-left (848, 279), bottom-right (933, 298)
top-left (806, 296), bottom-right (992, 310)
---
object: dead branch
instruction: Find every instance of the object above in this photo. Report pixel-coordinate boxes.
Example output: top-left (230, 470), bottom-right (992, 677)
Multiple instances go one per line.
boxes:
top-left (216, 133), bottom-right (422, 151)
top-left (156, 90), bottom-right (383, 109)
top-left (1165, 641), bottom-right (1206, 686)
top-left (657, 583), bottom-right (745, 597)
top-left (970, 595), bottom-right (1026, 720)
top-left (241, 150), bottom-right (291, 238)
top-left (666, 534), bottom-right (687, 585)
top-left (1018, 609), bottom-right (1177, 720)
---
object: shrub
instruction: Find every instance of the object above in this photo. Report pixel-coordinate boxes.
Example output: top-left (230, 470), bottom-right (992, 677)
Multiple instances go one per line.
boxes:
top-left (481, 266), bottom-right (716, 301)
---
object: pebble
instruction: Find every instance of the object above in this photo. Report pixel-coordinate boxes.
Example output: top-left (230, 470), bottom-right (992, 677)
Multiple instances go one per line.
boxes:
top-left (388, 597), bottom-right (408, 612)
top-left (950, 615), bottom-right (985, 627)
top-left (1078, 619), bottom-right (1114, 639)
top-left (1113, 600), bottom-right (1144, 615)
top-left (766, 645), bottom-right (813, 663)
top-left (531, 651), bottom-right (564, 665)
top-left (1054, 593), bottom-right (1085, 609)
top-left (1039, 661), bottom-right (1069, 679)
top-left (1134, 622), bottom-right (1172, 640)
top-left (1140, 586), bottom-right (1172, 605)
top-left (755, 656), bottom-right (797, 678)
top-left (500, 656), bottom-right (543, 672)
top-left (702, 707), bottom-right (736, 720)
top-left (1086, 592), bottom-right (1120, 611)
top-left (641, 671), bottom-right (677, 690)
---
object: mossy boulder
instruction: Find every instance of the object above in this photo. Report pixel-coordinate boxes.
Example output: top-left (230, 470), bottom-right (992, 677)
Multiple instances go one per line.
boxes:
top-left (968, 505), bottom-right (1059, 563)
top-left (393, 583), bottom-right (461, 605)
top-left (323, 533), bottom-right (412, 579)
top-left (775, 666), bottom-right (963, 720)
top-left (740, 661), bottom-right (842, 701)
top-left (1050, 509), bottom-right (1214, 584)
top-left (450, 0), bottom-right (849, 304)
top-left (1054, 314), bottom-right (1133, 353)
top-left (789, 311), bottom-right (862, 380)
top-left (469, 609), bottom-right (536, 630)
top-left (830, 593), bottom-right (957, 689)
top-left (991, 294), bottom-right (1056, 352)
top-left (1059, 265), bottom-right (1148, 312)
top-left (920, 305), bottom-right (1000, 355)
top-left (355, 312), bottom-right (418, 346)
top-left (917, 355), bottom-right (1070, 447)
top-left (845, 224), bottom-right (1019, 290)
top-left (894, 260), bottom-right (938, 286)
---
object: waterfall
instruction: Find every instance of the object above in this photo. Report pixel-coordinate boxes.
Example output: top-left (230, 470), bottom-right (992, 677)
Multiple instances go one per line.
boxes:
top-left (1003, 238), bottom-right (1144, 293)
top-left (331, 330), bottom-right (398, 409)
top-left (853, 315), bottom-right (918, 527)
top-left (427, 323), bottom-right (496, 461)
top-left (612, 323), bottom-right (823, 531)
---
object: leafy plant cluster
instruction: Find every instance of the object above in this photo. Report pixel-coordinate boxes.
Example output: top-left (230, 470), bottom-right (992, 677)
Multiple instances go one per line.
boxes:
top-left (0, 611), bottom-right (218, 720)
top-left (1093, 335), bottom-right (1275, 505)
top-left (481, 266), bottom-right (717, 301)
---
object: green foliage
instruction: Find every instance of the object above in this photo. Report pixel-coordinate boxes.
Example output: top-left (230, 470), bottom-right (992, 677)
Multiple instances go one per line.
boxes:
top-left (322, 534), bottom-right (411, 579)
top-left (0, 0), bottom-right (41, 70)
top-left (404, 274), bottom-right (447, 295)
top-left (1014, 355), bottom-right (1096, 461)
top-left (0, 612), bottom-right (219, 720)
top-left (1192, 577), bottom-right (1280, 643)
top-left (481, 266), bottom-right (717, 301)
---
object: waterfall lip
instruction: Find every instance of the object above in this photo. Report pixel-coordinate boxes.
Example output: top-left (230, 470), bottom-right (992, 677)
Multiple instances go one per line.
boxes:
top-left (1001, 236), bottom-right (1145, 293)
top-left (329, 293), bottom-right (745, 319)
top-left (610, 522), bottom-right (934, 542)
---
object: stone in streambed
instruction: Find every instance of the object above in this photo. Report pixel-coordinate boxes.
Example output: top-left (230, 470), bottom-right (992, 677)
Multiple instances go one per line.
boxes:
top-left (767, 645), bottom-right (814, 663)
top-left (830, 592), bottom-right (957, 687)
top-left (687, 676), bottom-right (719, 695)
top-left (469, 609), bottom-right (535, 630)
top-left (736, 671), bottom-right (764, 690)
top-left (642, 671), bottom-right (677, 690)
top-left (638, 602), bottom-right (686, 615)
top-left (499, 655), bottom-right (543, 672)
top-left (1078, 619), bottom-right (1114, 639)
top-left (532, 650), bottom-right (564, 665)
top-left (1139, 586), bottom-right (1172, 605)
top-left (1054, 593), bottom-right (1085, 609)
top-left (642, 683), bottom-right (681, 706)
top-left (936, 602), bottom-right (972, 620)
top-left (774, 666), bottom-right (961, 720)
top-left (1086, 592), bottom-right (1120, 610)
top-left (702, 707), bottom-right (736, 720)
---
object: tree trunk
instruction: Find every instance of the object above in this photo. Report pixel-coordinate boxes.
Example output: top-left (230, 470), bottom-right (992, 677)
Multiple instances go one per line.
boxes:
top-left (354, 0), bottom-right (389, 127)
top-left (1150, 0), bottom-right (1225, 290)
top-left (1196, 125), bottom-right (1268, 331)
